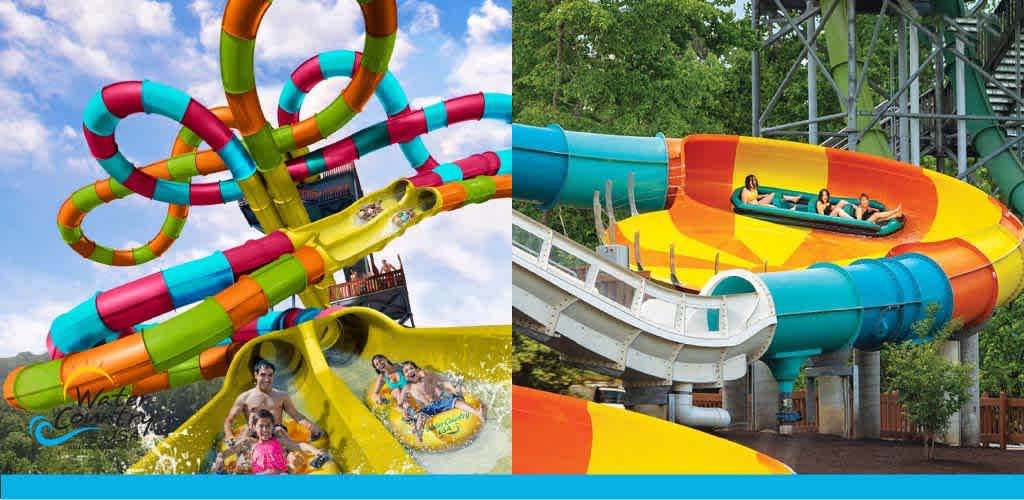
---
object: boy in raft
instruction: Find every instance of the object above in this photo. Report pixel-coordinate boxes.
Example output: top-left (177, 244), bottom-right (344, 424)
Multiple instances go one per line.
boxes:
top-left (223, 360), bottom-right (325, 447)
top-left (394, 361), bottom-right (486, 442)
top-left (213, 410), bottom-right (328, 474)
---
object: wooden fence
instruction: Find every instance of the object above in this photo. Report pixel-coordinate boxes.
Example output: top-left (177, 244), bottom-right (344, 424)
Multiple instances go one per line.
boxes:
top-left (981, 392), bottom-right (1024, 449)
top-left (693, 390), bottom-right (1023, 447)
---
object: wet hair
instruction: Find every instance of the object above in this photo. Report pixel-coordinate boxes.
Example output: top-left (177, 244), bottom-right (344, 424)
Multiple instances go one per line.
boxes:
top-left (255, 409), bottom-right (276, 425)
top-left (402, 360), bottom-right (420, 371)
top-left (859, 193), bottom-right (870, 202)
top-left (744, 174), bottom-right (757, 190)
top-left (371, 354), bottom-right (390, 375)
top-left (818, 188), bottom-right (831, 203)
top-left (253, 359), bottom-right (276, 375)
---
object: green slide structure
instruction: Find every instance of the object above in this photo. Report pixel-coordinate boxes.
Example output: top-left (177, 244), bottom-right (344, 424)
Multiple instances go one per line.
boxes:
top-left (820, 0), bottom-right (1024, 213)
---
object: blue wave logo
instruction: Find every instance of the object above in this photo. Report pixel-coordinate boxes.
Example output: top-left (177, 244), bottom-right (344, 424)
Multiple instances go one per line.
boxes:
top-left (29, 416), bottom-right (99, 446)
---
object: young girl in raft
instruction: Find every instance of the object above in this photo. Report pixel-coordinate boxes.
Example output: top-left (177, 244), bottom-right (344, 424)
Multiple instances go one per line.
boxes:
top-left (369, 354), bottom-right (407, 405)
top-left (212, 409), bottom-right (328, 474)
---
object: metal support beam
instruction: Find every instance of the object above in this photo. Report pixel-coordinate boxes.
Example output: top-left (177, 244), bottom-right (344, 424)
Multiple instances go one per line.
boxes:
top-left (898, 19), bottom-right (910, 162)
top-left (772, 0), bottom-right (844, 99)
top-left (763, 112), bottom-right (847, 133)
top-left (847, 0), bottom-right (859, 151)
top-left (956, 36), bottom-right (968, 177)
top-left (752, 1), bottom-right (761, 136)
top-left (764, 6), bottom-right (821, 46)
top-left (910, 20), bottom-right (921, 165)
top-left (808, 0), bottom-right (818, 144)
top-left (934, 16), bottom-right (945, 166)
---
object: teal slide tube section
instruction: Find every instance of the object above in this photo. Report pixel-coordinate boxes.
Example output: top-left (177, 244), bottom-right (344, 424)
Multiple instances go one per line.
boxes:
top-left (707, 254), bottom-right (953, 393)
top-left (512, 124), bottom-right (569, 209)
top-left (512, 124), bottom-right (669, 211)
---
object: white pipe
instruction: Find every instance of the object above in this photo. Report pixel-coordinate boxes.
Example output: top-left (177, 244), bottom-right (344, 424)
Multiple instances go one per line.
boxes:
top-left (670, 383), bottom-right (731, 428)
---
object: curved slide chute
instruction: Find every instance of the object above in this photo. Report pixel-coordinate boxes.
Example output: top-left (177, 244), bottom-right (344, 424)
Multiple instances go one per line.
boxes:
top-left (127, 308), bottom-right (511, 474)
top-left (512, 123), bottom-right (1024, 409)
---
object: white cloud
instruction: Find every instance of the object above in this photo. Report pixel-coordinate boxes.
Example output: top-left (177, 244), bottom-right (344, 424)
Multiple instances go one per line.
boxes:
top-left (446, 0), bottom-right (511, 96)
top-left (466, 0), bottom-right (510, 43)
top-left (189, 0), bottom-right (221, 52)
top-left (405, 0), bottom-right (440, 34)
top-left (0, 84), bottom-right (54, 167)
top-left (0, 48), bottom-right (28, 77)
top-left (249, 0), bottom-right (363, 64)
top-left (62, 125), bottom-right (77, 138)
top-left (0, 0), bottom-right (175, 90)
top-left (0, 2), bottom-right (49, 43)
top-left (29, 0), bottom-right (174, 44)
top-left (410, 95), bottom-right (443, 109)
top-left (0, 265), bottom-right (93, 356)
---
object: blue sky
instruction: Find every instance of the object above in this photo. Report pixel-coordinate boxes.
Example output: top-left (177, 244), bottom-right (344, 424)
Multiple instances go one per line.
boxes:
top-left (0, 0), bottom-right (511, 356)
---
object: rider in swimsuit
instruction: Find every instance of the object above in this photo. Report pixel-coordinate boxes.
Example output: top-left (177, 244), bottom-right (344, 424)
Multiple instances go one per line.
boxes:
top-left (370, 354), bottom-right (407, 405)
top-left (213, 410), bottom-right (327, 474)
top-left (740, 174), bottom-right (801, 208)
top-left (854, 193), bottom-right (903, 225)
top-left (816, 188), bottom-right (853, 219)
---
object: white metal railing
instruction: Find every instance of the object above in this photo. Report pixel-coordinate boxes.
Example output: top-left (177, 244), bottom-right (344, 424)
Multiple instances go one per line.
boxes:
top-left (512, 212), bottom-right (750, 339)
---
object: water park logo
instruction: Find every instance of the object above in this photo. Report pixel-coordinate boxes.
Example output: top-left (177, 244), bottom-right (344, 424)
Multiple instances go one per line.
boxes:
top-left (430, 412), bottom-right (471, 436)
top-left (29, 367), bottom-right (155, 446)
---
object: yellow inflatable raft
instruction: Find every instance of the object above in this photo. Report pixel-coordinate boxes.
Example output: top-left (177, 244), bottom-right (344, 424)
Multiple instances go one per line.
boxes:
top-left (218, 418), bottom-right (340, 474)
top-left (367, 385), bottom-right (484, 452)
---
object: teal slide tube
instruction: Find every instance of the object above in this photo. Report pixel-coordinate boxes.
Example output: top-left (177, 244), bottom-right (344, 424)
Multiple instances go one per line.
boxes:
top-left (707, 254), bottom-right (953, 393)
top-left (512, 124), bottom-right (669, 211)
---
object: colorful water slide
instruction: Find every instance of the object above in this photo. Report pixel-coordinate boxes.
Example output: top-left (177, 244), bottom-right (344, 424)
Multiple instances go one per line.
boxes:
top-left (4, 174), bottom-right (511, 413)
top-left (512, 123), bottom-right (1024, 405)
top-left (128, 307), bottom-right (511, 474)
top-left (512, 386), bottom-right (792, 474)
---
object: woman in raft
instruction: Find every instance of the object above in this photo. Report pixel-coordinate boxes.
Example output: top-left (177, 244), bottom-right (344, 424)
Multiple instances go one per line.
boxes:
top-left (815, 188), bottom-right (855, 219)
top-left (741, 174), bottom-right (802, 208)
top-left (370, 354), bottom-right (407, 405)
top-left (854, 193), bottom-right (903, 225)
top-left (213, 410), bottom-right (328, 474)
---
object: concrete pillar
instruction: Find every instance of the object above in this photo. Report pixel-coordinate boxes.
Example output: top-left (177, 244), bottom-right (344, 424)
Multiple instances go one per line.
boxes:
top-left (632, 404), bottom-right (667, 420)
top-left (960, 331), bottom-right (981, 447)
top-left (940, 340), bottom-right (962, 446)
top-left (751, 361), bottom-right (779, 431)
top-left (855, 349), bottom-right (881, 439)
top-left (723, 371), bottom-right (749, 429)
top-left (623, 385), bottom-right (668, 421)
top-left (817, 376), bottom-right (849, 437)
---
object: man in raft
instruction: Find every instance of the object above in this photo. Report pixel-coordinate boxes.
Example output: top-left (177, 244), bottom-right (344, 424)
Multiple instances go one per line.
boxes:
top-left (395, 361), bottom-right (485, 441)
top-left (223, 359), bottom-right (325, 447)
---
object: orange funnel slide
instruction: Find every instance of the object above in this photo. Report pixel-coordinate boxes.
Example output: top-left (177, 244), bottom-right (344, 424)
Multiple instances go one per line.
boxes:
top-left (512, 386), bottom-right (792, 474)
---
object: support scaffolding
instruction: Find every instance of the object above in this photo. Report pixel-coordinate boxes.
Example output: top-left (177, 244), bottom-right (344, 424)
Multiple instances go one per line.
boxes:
top-left (752, 0), bottom-right (1024, 174)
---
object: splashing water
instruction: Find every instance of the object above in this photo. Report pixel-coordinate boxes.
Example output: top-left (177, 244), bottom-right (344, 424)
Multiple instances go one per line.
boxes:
top-left (330, 357), bottom-right (511, 473)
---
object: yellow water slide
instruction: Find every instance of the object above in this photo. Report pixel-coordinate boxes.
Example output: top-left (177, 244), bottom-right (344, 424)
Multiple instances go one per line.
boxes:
top-left (128, 308), bottom-right (510, 474)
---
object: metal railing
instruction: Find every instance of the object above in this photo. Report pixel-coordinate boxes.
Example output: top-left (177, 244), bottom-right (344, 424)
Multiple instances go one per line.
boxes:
top-left (976, 0), bottom-right (1024, 72)
top-left (513, 212), bottom-right (759, 339)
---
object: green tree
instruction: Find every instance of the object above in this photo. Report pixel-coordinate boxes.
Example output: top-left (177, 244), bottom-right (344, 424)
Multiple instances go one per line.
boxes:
top-left (513, 332), bottom-right (612, 395)
top-left (978, 294), bottom-right (1024, 398)
top-left (882, 305), bottom-right (973, 459)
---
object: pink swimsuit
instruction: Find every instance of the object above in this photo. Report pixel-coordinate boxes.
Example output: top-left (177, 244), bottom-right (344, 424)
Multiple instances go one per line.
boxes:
top-left (250, 439), bottom-right (288, 474)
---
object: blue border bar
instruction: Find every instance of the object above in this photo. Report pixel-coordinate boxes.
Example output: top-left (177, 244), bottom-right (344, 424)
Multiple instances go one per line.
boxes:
top-left (3, 475), bottom-right (1024, 499)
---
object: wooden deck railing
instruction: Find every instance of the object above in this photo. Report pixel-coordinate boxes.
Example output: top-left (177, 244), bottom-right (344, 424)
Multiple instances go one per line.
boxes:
top-left (328, 269), bottom-right (406, 302)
